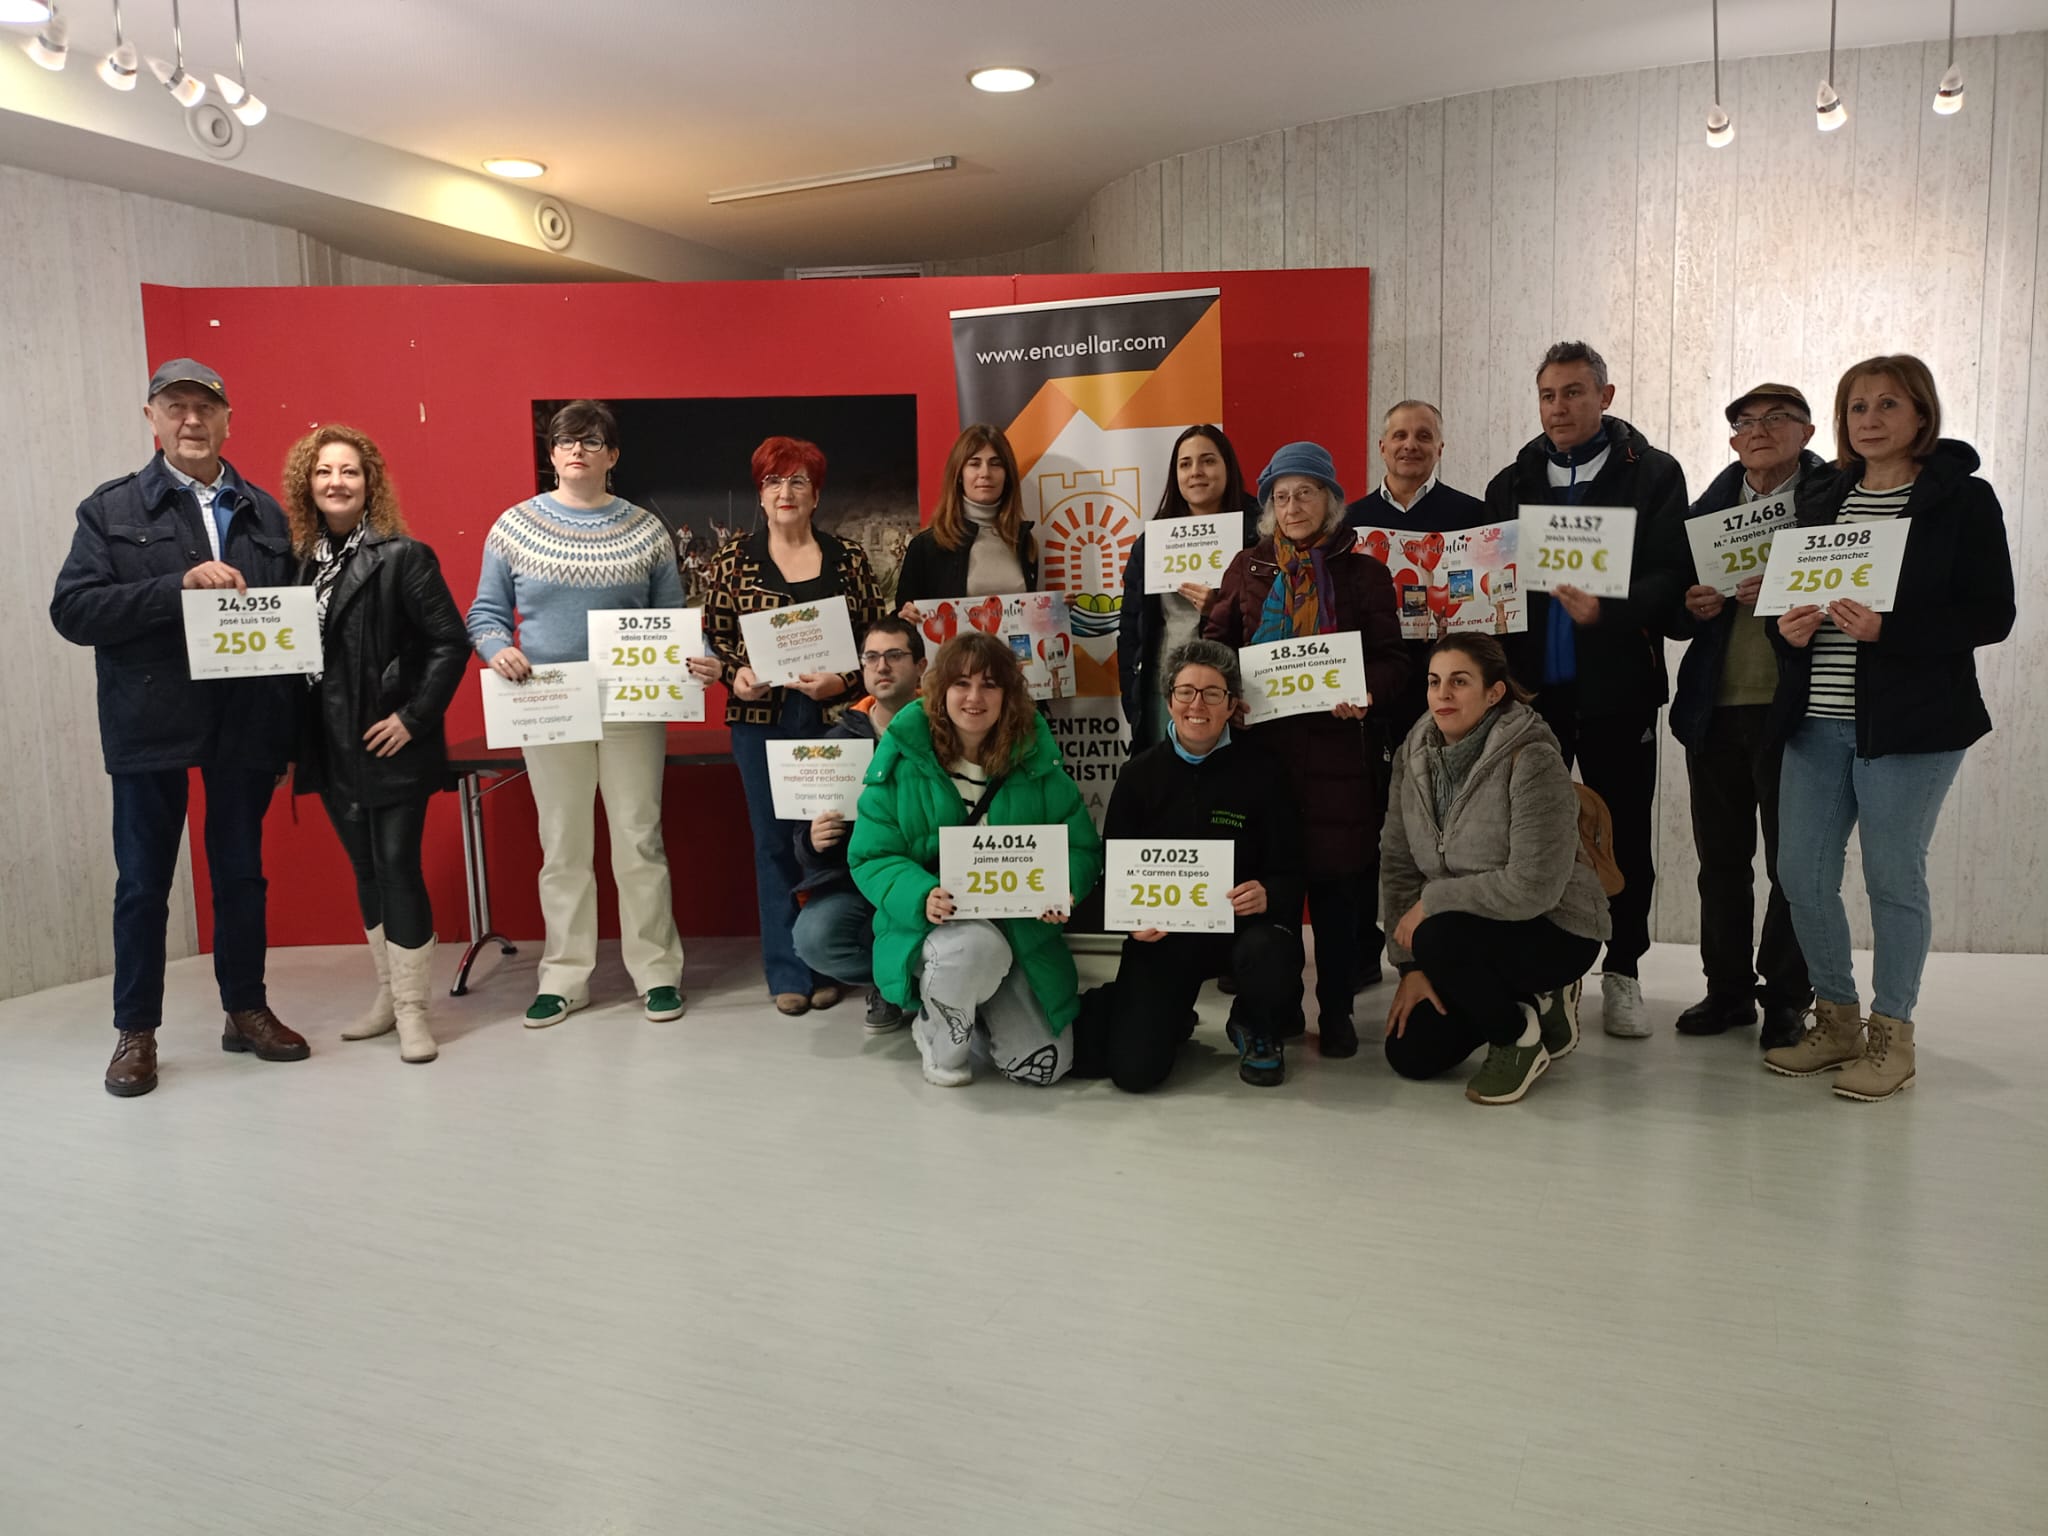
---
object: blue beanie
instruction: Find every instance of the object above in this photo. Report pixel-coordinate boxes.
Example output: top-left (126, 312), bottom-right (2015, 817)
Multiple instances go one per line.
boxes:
top-left (1257, 441), bottom-right (1344, 505)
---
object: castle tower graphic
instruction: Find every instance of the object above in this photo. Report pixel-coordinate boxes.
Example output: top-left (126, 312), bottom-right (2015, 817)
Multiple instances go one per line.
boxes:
top-left (1035, 467), bottom-right (1141, 640)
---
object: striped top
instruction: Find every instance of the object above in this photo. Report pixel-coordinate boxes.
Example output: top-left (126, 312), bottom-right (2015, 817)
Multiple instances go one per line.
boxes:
top-left (1806, 481), bottom-right (1913, 720)
top-left (948, 757), bottom-right (991, 814)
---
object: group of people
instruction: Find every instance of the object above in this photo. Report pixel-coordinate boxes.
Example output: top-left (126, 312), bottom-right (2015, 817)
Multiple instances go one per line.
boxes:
top-left (52, 339), bottom-right (2012, 1108)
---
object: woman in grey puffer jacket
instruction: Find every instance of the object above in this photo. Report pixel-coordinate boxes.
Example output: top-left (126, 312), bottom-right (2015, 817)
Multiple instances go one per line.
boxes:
top-left (1380, 635), bottom-right (1610, 1104)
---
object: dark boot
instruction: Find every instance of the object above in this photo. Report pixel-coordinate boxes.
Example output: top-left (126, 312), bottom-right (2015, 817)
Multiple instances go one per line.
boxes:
top-left (1759, 1002), bottom-right (1807, 1052)
top-left (105, 1030), bottom-right (158, 1097)
top-left (1318, 1014), bottom-right (1360, 1059)
top-left (1675, 993), bottom-right (1758, 1036)
top-left (222, 1007), bottom-right (310, 1062)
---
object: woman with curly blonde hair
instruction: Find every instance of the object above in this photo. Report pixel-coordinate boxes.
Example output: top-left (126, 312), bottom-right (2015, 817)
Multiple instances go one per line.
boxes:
top-left (848, 632), bottom-right (1102, 1087)
top-left (285, 424), bottom-right (468, 1063)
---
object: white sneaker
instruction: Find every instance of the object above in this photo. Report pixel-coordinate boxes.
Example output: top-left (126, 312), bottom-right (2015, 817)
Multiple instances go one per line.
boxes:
top-left (912, 1013), bottom-right (972, 1087)
top-left (1601, 973), bottom-right (1650, 1038)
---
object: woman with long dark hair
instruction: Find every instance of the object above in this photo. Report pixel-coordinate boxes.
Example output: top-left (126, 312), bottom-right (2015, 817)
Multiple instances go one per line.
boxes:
top-left (893, 423), bottom-right (1035, 619)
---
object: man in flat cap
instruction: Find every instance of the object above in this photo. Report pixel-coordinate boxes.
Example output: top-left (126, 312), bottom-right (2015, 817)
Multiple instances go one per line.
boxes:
top-left (1664, 384), bottom-right (1823, 1050)
top-left (51, 359), bottom-right (307, 1096)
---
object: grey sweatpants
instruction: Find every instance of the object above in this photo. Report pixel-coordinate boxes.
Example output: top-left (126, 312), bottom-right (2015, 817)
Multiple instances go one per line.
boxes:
top-left (916, 920), bottom-right (1072, 1086)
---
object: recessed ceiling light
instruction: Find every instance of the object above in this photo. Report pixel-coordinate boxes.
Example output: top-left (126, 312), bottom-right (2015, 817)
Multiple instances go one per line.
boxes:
top-left (969, 66), bottom-right (1037, 94)
top-left (483, 157), bottom-right (547, 180)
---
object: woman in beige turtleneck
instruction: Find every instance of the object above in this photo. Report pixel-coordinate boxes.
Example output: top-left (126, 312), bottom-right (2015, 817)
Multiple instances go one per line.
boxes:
top-left (894, 424), bottom-right (1037, 621)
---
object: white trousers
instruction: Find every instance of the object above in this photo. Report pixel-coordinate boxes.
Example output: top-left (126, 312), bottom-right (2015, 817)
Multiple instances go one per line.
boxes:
top-left (524, 721), bottom-right (684, 999)
top-left (916, 920), bottom-right (1071, 1086)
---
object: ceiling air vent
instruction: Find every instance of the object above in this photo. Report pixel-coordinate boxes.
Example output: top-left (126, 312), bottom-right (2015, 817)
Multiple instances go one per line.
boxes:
top-left (786, 264), bottom-right (925, 280)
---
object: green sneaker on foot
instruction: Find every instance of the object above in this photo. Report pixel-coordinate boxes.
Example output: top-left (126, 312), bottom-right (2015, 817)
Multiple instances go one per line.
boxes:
top-left (1534, 979), bottom-right (1583, 1059)
top-left (524, 993), bottom-right (585, 1029)
top-left (1466, 1040), bottom-right (1550, 1104)
top-left (644, 986), bottom-right (686, 1022)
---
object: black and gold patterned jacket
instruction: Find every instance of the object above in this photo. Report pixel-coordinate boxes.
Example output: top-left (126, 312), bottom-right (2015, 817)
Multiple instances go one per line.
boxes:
top-left (704, 527), bottom-right (885, 726)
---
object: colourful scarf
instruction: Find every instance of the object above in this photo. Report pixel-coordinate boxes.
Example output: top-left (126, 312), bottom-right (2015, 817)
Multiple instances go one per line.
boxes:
top-left (1252, 529), bottom-right (1338, 642)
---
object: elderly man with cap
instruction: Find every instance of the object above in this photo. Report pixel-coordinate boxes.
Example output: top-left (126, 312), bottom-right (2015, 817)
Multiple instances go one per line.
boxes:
top-left (1664, 384), bottom-right (1823, 1049)
top-left (51, 358), bottom-right (307, 1097)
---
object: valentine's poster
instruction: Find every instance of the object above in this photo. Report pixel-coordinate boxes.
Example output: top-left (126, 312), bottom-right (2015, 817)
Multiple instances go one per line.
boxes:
top-left (915, 592), bottom-right (1076, 701)
top-left (1350, 522), bottom-right (1525, 640)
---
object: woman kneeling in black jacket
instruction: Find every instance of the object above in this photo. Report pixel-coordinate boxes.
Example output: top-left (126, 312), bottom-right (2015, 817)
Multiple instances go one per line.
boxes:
top-left (284, 426), bottom-right (467, 1063)
top-left (1077, 638), bottom-right (1306, 1092)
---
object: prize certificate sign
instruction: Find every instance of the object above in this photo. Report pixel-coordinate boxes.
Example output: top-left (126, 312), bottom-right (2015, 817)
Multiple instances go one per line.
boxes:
top-left (739, 595), bottom-right (859, 686)
top-left (587, 607), bottom-right (705, 722)
top-left (1103, 839), bottom-right (1236, 935)
top-left (1521, 505), bottom-right (1637, 599)
top-left (1354, 522), bottom-right (1525, 639)
top-left (765, 738), bottom-right (874, 821)
top-left (938, 824), bottom-right (1071, 920)
top-left (182, 587), bottom-right (320, 679)
top-left (1143, 512), bottom-right (1243, 594)
top-left (914, 593), bottom-right (1074, 700)
top-left (1754, 521), bottom-right (1910, 617)
top-left (1685, 492), bottom-right (1797, 596)
top-left (479, 662), bottom-right (603, 749)
top-left (1239, 632), bottom-right (1369, 724)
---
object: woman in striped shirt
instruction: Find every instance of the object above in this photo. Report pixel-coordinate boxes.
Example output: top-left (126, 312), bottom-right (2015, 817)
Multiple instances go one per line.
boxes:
top-left (1762, 356), bottom-right (2014, 1101)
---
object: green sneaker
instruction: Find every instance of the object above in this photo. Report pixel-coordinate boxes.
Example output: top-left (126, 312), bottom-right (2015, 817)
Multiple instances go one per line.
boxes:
top-left (524, 993), bottom-right (586, 1029)
top-left (1466, 1040), bottom-right (1551, 1105)
top-left (1534, 979), bottom-right (1583, 1059)
top-left (644, 986), bottom-right (686, 1022)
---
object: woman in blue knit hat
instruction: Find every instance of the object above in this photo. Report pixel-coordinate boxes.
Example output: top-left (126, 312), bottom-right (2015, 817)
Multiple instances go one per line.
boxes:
top-left (1205, 441), bottom-right (1407, 1057)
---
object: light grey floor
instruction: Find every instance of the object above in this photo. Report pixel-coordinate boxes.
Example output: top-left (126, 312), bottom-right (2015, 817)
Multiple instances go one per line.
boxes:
top-left (2, 935), bottom-right (2044, 1536)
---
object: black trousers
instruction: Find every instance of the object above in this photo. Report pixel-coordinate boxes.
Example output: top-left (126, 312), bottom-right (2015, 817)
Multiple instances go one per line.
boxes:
top-left (1094, 923), bottom-right (1304, 1093)
top-left (1307, 873), bottom-right (1368, 1022)
top-left (1534, 687), bottom-right (1656, 976)
top-left (320, 791), bottom-right (435, 948)
top-left (1383, 911), bottom-right (1602, 1079)
top-left (1685, 705), bottom-right (1810, 1008)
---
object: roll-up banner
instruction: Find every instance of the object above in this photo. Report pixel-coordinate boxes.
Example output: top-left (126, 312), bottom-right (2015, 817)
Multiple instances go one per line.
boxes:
top-left (950, 288), bottom-right (1223, 826)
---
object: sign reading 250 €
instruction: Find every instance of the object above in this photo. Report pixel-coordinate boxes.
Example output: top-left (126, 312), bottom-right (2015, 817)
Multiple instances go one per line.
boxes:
top-left (1520, 505), bottom-right (1637, 600)
top-left (183, 587), bottom-right (321, 679)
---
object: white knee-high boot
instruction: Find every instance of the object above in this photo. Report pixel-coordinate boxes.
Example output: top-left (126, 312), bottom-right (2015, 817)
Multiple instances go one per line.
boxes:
top-left (386, 936), bottom-right (439, 1064)
top-left (340, 926), bottom-right (398, 1040)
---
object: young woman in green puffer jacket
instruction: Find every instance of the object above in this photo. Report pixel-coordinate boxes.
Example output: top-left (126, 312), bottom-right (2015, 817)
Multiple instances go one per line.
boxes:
top-left (849, 632), bottom-right (1103, 1087)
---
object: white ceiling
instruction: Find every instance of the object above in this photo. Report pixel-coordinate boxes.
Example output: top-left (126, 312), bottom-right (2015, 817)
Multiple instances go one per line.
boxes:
top-left (15, 0), bottom-right (2043, 270)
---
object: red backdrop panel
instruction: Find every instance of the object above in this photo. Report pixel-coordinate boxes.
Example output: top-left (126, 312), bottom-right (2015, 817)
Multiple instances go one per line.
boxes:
top-left (139, 269), bottom-right (1370, 948)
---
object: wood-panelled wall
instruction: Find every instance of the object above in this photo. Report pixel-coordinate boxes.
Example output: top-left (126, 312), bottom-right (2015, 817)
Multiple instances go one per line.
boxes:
top-left (0, 165), bottom-right (446, 1003)
top-left (937, 32), bottom-right (2048, 955)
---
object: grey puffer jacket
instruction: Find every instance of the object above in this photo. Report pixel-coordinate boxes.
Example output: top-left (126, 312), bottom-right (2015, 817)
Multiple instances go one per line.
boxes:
top-left (1380, 700), bottom-right (1611, 967)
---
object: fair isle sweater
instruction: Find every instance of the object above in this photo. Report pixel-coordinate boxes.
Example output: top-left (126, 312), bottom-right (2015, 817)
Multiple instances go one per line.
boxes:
top-left (466, 494), bottom-right (686, 664)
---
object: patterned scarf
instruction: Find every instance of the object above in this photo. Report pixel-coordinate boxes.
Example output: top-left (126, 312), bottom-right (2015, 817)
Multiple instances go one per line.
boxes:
top-left (308, 521), bottom-right (367, 684)
top-left (1252, 527), bottom-right (1338, 642)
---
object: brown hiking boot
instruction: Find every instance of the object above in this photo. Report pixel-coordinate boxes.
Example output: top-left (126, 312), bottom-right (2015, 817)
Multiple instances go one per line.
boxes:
top-left (1763, 998), bottom-right (1864, 1078)
top-left (222, 1007), bottom-right (310, 1062)
top-left (105, 1030), bottom-right (159, 1097)
top-left (1835, 1013), bottom-right (1915, 1101)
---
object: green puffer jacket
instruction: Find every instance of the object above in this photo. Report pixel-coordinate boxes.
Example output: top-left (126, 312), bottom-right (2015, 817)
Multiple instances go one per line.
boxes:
top-left (849, 698), bottom-right (1104, 1033)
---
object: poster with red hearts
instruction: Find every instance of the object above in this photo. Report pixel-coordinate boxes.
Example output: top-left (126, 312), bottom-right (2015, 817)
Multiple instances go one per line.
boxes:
top-left (1348, 521), bottom-right (1525, 639)
top-left (916, 592), bottom-right (1076, 701)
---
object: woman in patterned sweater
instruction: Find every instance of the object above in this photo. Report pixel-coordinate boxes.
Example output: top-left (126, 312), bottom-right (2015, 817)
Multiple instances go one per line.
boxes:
top-left (466, 400), bottom-right (689, 1029)
top-left (686, 436), bottom-right (886, 1014)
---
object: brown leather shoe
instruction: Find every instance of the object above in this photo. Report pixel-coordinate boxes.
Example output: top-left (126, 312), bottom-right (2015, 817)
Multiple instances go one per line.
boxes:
top-left (222, 1007), bottom-right (311, 1062)
top-left (810, 984), bottom-right (845, 1010)
top-left (105, 1030), bottom-right (159, 1097)
top-left (774, 992), bottom-right (811, 1016)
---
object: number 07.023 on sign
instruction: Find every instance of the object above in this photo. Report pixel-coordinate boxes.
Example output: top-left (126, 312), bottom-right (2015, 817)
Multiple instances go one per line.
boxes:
top-left (938, 825), bottom-right (1071, 921)
top-left (1753, 521), bottom-right (1910, 617)
top-left (1239, 631), bottom-right (1368, 724)
top-left (1104, 840), bottom-right (1236, 934)
top-left (1521, 504), bottom-right (1637, 600)
top-left (182, 587), bottom-right (321, 679)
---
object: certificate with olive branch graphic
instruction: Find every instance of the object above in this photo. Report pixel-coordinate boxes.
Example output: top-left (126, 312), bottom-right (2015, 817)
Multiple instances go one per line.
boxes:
top-left (766, 739), bottom-right (875, 820)
top-left (739, 595), bottom-right (858, 686)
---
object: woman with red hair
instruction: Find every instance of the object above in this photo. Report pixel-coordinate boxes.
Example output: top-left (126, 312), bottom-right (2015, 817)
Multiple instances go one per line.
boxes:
top-left (689, 436), bottom-right (886, 1013)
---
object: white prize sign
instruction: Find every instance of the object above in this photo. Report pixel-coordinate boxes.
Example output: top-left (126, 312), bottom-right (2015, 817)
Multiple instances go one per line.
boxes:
top-left (588, 607), bottom-right (705, 722)
top-left (479, 663), bottom-right (603, 748)
top-left (939, 824), bottom-right (1071, 920)
top-left (766, 738), bottom-right (875, 821)
top-left (1754, 521), bottom-right (1910, 617)
top-left (182, 587), bottom-right (320, 679)
top-left (1686, 493), bottom-right (1796, 596)
top-left (1104, 839), bottom-right (1236, 934)
top-left (1143, 512), bottom-right (1242, 594)
top-left (1239, 632), bottom-right (1369, 724)
top-left (913, 592), bottom-right (1074, 700)
top-left (739, 594), bottom-right (859, 686)
top-left (1522, 504), bottom-right (1637, 599)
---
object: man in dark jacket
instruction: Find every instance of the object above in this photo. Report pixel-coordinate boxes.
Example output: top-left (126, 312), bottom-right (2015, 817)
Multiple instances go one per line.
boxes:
top-left (1487, 340), bottom-right (1690, 1039)
top-left (1666, 385), bottom-right (1822, 1049)
top-left (1075, 638), bottom-right (1307, 1092)
top-left (790, 615), bottom-right (927, 1032)
top-left (49, 359), bottom-right (307, 1098)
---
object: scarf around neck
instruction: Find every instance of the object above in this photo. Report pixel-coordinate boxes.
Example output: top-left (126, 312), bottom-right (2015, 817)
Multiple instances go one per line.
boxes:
top-left (1253, 528), bottom-right (1338, 642)
top-left (308, 521), bottom-right (368, 685)
top-left (1424, 705), bottom-right (1504, 826)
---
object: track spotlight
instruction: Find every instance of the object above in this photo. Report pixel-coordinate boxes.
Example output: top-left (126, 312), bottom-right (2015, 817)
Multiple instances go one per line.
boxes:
top-left (23, 2), bottom-right (67, 70)
top-left (1816, 0), bottom-right (1846, 131)
top-left (148, 0), bottom-right (204, 108)
top-left (212, 0), bottom-right (264, 125)
top-left (97, 0), bottom-right (137, 88)
top-left (1705, 0), bottom-right (1733, 148)
top-left (1932, 2), bottom-right (1964, 114)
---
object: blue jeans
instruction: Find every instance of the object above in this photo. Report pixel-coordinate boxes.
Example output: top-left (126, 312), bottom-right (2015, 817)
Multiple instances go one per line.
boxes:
top-left (1777, 718), bottom-right (1963, 1022)
top-left (111, 765), bottom-right (274, 1031)
top-left (730, 695), bottom-right (831, 994)
top-left (791, 887), bottom-right (875, 985)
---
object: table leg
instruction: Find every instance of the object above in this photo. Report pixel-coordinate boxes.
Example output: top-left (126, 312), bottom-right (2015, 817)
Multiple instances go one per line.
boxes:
top-left (452, 770), bottom-right (517, 996)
